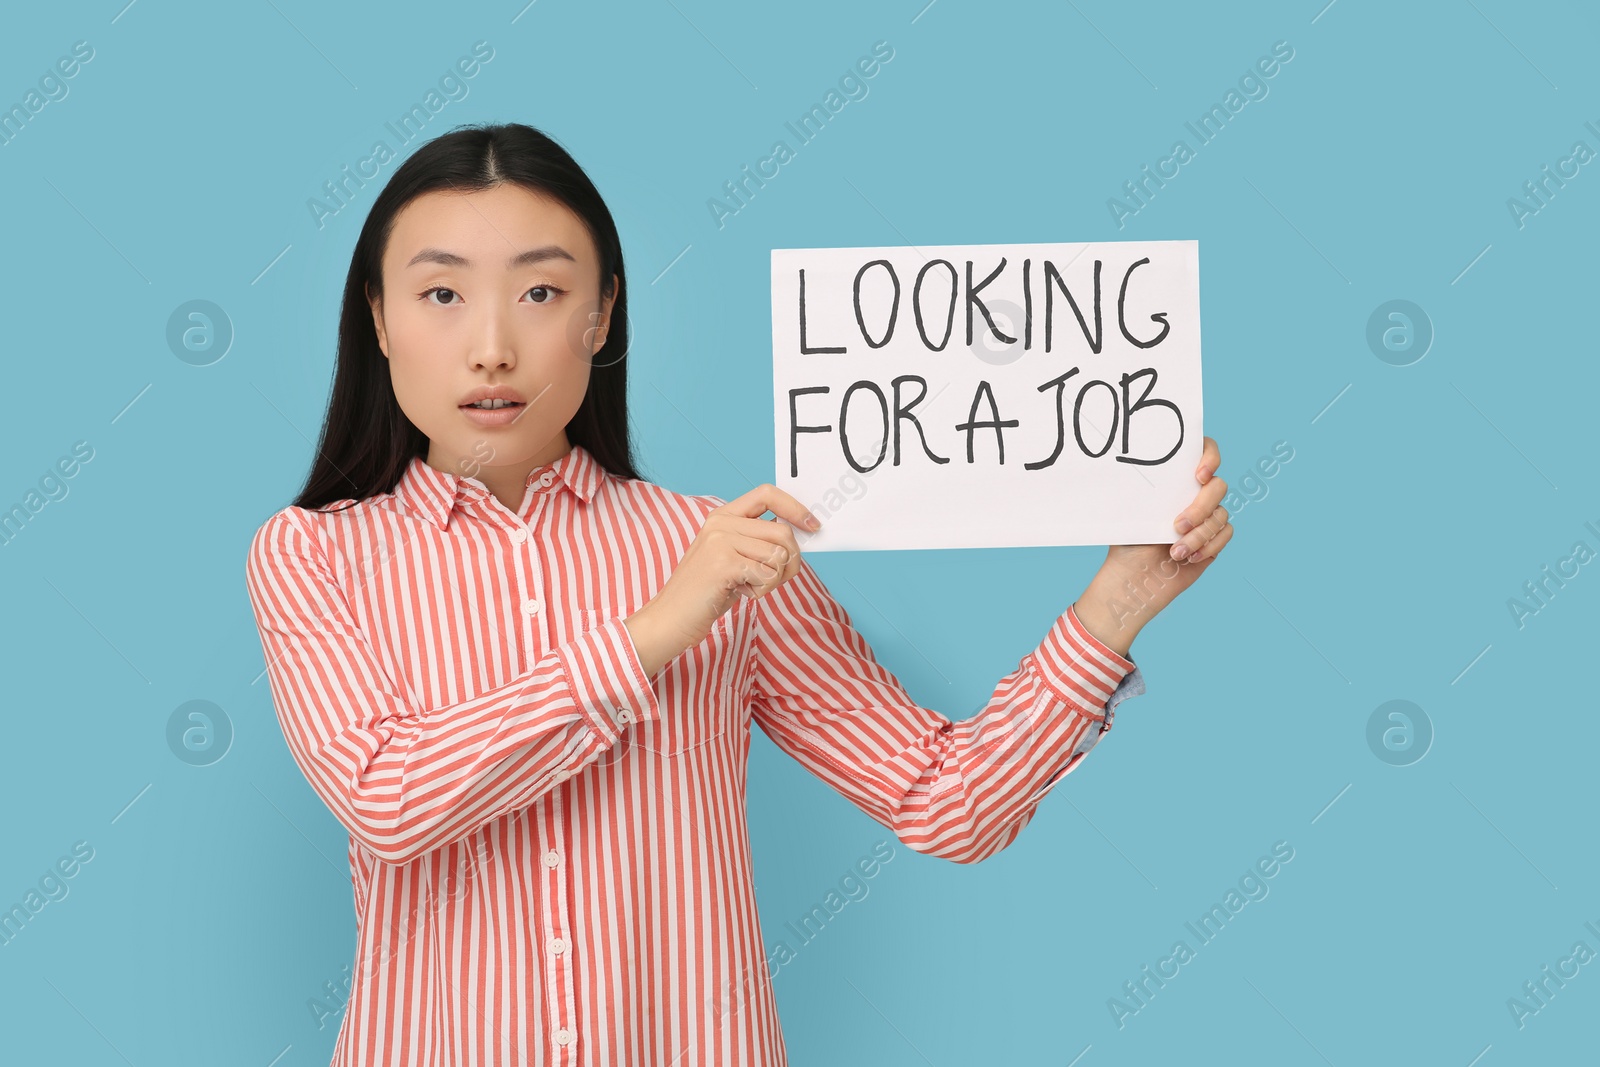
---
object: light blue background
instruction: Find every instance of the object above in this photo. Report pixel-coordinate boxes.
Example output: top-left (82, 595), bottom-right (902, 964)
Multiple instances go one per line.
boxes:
top-left (1, 1), bottom-right (1595, 1063)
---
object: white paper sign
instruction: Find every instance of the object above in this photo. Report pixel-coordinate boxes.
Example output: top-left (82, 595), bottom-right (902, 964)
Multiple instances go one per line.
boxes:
top-left (771, 239), bottom-right (1202, 551)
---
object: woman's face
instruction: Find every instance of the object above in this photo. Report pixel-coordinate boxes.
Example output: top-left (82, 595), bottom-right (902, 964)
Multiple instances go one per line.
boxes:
top-left (368, 183), bottom-right (616, 480)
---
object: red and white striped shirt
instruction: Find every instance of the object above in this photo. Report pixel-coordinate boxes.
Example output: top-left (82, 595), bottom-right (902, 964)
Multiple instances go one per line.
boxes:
top-left (245, 442), bottom-right (1142, 1066)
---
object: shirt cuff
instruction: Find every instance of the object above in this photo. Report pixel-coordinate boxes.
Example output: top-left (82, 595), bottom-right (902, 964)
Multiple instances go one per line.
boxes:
top-left (552, 615), bottom-right (662, 743)
top-left (1031, 604), bottom-right (1139, 715)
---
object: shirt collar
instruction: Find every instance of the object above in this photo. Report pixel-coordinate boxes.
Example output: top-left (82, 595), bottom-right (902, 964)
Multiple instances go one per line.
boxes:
top-left (393, 443), bottom-right (606, 531)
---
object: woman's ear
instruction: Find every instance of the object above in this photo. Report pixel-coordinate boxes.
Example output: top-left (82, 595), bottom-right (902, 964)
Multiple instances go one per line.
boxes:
top-left (366, 283), bottom-right (389, 358)
top-left (589, 273), bottom-right (619, 352)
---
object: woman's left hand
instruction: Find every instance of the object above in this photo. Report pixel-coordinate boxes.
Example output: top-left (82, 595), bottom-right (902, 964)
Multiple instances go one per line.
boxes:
top-left (1102, 434), bottom-right (1232, 604)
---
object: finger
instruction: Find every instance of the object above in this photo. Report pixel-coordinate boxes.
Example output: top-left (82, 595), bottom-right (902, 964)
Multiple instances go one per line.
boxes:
top-left (729, 517), bottom-right (802, 570)
top-left (706, 511), bottom-right (801, 577)
top-left (1190, 520), bottom-right (1233, 562)
top-left (733, 533), bottom-right (792, 569)
top-left (772, 526), bottom-right (803, 586)
top-left (721, 483), bottom-right (822, 533)
top-left (1172, 504), bottom-right (1229, 559)
top-left (732, 559), bottom-right (778, 599)
top-left (733, 534), bottom-right (798, 594)
top-left (1173, 476), bottom-right (1228, 536)
top-left (1197, 436), bottom-right (1220, 483)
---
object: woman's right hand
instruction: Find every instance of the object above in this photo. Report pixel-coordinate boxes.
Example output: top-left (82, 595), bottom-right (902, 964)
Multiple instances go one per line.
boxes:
top-left (623, 485), bottom-right (821, 677)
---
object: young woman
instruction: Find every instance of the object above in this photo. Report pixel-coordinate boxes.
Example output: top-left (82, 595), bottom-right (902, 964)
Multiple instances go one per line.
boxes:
top-left (245, 122), bottom-right (1231, 1067)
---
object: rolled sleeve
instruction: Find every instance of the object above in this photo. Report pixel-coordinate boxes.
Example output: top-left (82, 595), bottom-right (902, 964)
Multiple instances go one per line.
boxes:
top-left (554, 615), bottom-right (662, 742)
top-left (1030, 605), bottom-right (1139, 716)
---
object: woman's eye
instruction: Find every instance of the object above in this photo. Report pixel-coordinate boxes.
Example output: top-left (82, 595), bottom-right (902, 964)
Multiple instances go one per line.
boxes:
top-left (421, 285), bottom-right (562, 305)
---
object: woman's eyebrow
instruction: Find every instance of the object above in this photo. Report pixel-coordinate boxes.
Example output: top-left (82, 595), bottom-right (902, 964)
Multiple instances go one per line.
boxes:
top-left (404, 244), bottom-right (578, 269)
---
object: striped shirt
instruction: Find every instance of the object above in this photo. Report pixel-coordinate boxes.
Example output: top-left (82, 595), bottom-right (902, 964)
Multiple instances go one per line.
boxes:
top-left (244, 442), bottom-right (1145, 1066)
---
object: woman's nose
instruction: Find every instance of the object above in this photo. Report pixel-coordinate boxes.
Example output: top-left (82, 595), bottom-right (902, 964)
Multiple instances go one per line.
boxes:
top-left (470, 305), bottom-right (516, 370)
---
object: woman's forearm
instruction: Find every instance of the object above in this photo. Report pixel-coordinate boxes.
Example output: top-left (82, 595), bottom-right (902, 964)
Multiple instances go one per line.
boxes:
top-left (1071, 567), bottom-right (1146, 659)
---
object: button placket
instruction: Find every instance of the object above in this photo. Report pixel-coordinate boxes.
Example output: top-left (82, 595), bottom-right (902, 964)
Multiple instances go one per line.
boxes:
top-left (508, 506), bottom-right (546, 657)
top-left (537, 791), bottom-right (577, 1057)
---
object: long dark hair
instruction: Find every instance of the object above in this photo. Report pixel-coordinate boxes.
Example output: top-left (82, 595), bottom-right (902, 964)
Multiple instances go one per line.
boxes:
top-left (291, 122), bottom-right (643, 513)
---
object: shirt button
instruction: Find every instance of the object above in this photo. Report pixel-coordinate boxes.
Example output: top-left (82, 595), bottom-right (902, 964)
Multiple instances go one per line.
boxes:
top-left (549, 936), bottom-right (567, 954)
top-left (540, 472), bottom-right (556, 487)
top-left (616, 708), bottom-right (632, 724)
top-left (510, 527), bottom-right (528, 543)
top-left (553, 1028), bottom-right (572, 1046)
top-left (524, 598), bottom-right (541, 615)
top-left (543, 850), bottom-right (560, 868)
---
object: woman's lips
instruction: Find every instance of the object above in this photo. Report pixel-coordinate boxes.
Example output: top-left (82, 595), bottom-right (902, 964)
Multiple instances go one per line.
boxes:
top-left (459, 402), bottom-right (525, 427)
